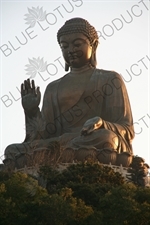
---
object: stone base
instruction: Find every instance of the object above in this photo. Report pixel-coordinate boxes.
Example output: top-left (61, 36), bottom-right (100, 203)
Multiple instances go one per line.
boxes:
top-left (2, 146), bottom-right (133, 171)
top-left (2, 151), bottom-right (150, 187)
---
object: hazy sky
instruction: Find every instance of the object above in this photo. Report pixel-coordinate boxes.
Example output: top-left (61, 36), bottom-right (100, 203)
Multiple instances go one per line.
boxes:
top-left (0, 0), bottom-right (149, 164)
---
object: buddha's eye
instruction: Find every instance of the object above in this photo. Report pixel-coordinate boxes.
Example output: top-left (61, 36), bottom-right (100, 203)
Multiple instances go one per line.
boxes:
top-left (74, 43), bottom-right (82, 47)
top-left (73, 41), bottom-right (83, 48)
top-left (60, 43), bottom-right (68, 49)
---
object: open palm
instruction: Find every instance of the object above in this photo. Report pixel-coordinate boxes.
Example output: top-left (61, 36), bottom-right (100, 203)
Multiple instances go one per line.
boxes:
top-left (21, 79), bottom-right (41, 112)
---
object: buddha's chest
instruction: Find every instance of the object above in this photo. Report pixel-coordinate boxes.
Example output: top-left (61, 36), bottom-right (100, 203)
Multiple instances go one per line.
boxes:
top-left (57, 73), bottom-right (92, 112)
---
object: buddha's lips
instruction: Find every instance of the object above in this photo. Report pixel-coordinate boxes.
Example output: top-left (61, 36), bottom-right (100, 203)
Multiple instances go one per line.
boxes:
top-left (68, 55), bottom-right (77, 59)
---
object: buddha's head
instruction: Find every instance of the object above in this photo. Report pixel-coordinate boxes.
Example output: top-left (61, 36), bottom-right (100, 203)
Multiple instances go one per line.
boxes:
top-left (57, 18), bottom-right (99, 71)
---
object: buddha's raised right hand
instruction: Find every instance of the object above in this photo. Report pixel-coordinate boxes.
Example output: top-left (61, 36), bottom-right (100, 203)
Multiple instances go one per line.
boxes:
top-left (21, 79), bottom-right (41, 115)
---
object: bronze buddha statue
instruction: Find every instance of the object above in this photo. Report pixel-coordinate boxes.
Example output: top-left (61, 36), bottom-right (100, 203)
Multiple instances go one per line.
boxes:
top-left (4, 18), bottom-right (135, 168)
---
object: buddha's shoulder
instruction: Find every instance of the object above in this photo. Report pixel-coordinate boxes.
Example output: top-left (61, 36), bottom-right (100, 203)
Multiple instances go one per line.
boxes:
top-left (96, 68), bottom-right (121, 79)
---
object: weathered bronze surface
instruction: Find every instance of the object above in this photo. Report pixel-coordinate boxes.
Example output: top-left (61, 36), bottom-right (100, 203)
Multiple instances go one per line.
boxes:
top-left (4, 18), bottom-right (135, 167)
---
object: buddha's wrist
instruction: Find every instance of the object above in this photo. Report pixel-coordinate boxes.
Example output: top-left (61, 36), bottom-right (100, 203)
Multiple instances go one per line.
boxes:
top-left (24, 107), bottom-right (40, 118)
top-left (100, 118), bottom-right (104, 127)
top-left (94, 117), bottom-right (103, 130)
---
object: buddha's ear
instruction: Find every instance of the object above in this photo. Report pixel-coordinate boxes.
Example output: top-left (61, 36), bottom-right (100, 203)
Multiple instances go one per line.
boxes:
top-left (90, 40), bottom-right (98, 67)
top-left (65, 63), bottom-right (70, 71)
top-left (92, 40), bottom-right (98, 53)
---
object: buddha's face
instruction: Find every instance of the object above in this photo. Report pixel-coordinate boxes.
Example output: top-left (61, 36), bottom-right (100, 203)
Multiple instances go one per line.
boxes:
top-left (59, 33), bottom-right (93, 68)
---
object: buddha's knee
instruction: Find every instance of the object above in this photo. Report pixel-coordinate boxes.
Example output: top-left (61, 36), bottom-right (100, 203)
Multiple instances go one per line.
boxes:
top-left (103, 132), bottom-right (118, 149)
top-left (5, 143), bottom-right (24, 159)
top-left (96, 129), bottom-right (119, 150)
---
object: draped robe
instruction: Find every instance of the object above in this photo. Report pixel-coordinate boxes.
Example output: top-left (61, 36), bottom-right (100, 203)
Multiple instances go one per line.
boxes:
top-left (41, 68), bottom-right (134, 154)
top-left (4, 68), bottom-right (135, 159)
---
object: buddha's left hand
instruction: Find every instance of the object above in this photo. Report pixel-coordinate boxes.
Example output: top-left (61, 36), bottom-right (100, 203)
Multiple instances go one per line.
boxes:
top-left (81, 116), bottom-right (103, 136)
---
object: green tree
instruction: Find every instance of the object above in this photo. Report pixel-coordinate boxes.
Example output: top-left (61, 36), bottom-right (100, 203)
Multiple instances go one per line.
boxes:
top-left (1, 163), bottom-right (150, 225)
top-left (39, 162), bottom-right (150, 225)
top-left (0, 171), bottom-right (93, 225)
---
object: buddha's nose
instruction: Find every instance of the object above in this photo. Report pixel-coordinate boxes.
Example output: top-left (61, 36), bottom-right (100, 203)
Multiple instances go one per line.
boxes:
top-left (68, 45), bottom-right (75, 53)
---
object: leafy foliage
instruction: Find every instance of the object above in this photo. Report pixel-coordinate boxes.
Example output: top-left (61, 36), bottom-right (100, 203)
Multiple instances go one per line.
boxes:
top-left (39, 162), bottom-right (150, 225)
top-left (0, 163), bottom-right (150, 225)
top-left (0, 171), bottom-right (92, 225)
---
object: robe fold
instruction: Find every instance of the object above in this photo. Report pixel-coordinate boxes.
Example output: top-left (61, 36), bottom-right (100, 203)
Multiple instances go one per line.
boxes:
top-left (4, 68), bottom-right (135, 160)
top-left (40, 68), bottom-right (134, 154)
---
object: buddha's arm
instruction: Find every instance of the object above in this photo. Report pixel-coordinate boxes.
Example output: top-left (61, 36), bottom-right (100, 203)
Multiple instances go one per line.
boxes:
top-left (23, 107), bottom-right (44, 142)
top-left (81, 72), bottom-right (134, 143)
top-left (100, 72), bottom-right (135, 142)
